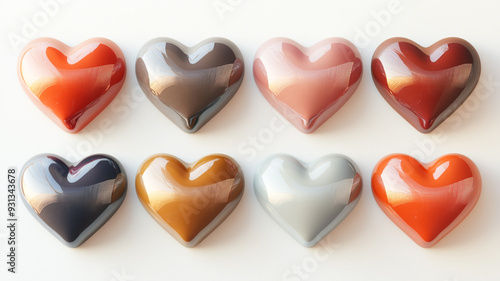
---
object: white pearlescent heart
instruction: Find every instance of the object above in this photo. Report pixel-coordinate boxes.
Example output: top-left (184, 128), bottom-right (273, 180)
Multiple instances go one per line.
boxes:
top-left (254, 154), bottom-right (362, 247)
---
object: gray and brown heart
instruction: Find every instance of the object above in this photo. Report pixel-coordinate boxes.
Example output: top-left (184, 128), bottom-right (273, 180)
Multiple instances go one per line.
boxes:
top-left (136, 38), bottom-right (244, 133)
top-left (20, 154), bottom-right (127, 247)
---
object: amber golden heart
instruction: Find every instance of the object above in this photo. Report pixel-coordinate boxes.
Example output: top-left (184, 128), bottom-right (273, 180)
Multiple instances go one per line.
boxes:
top-left (136, 154), bottom-right (244, 247)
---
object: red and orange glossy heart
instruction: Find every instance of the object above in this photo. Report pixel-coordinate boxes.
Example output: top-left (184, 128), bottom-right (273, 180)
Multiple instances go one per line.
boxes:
top-left (254, 38), bottom-right (362, 133)
top-left (372, 154), bottom-right (481, 247)
top-left (18, 38), bottom-right (126, 133)
top-left (371, 37), bottom-right (480, 133)
top-left (136, 154), bottom-right (244, 247)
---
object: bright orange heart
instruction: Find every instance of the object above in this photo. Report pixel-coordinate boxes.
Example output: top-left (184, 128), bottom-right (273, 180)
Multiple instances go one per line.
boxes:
top-left (371, 154), bottom-right (481, 248)
top-left (18, 37), bottom-right (126, 133)
top-left (136, 154), bottom-right (244, 247)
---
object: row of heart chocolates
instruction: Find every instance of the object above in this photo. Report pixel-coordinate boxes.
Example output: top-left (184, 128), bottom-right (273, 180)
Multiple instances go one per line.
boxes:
top-left (19, 153), bottom-right (480, 248)
top-left (17, 36), bottom-right (480, 134)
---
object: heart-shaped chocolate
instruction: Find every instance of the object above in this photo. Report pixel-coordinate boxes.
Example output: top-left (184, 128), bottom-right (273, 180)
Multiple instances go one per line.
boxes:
top-left (254, 154), bottom-right (362, 247)
top-left (372, 154), bottom-right (481, 247)
top-left (136, 38), bottom-right (244, 133)
top-left (371, 37), bottom-right (481, 133)
top-left (20, 154), bottom-right (127, 247)
top-left (18, 38), bottom-right (127, 133)
top-left (253, 38), bottom-right (362, 133)
top-left (136, 154), bottom-right (244, 247)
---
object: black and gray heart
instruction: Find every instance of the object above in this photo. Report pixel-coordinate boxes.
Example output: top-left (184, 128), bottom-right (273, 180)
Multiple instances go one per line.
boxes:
top-left (20, 154), bottom-right (127, 247)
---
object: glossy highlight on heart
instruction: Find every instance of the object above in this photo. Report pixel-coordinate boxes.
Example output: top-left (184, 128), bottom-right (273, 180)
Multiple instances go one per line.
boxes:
top-left (136, 154), bottom-right (244, 247)
top-left (254, 154), bottom-right (362, 247)
top-left (371, 154), bottom-right (481, 248)
top-left (253, 38), bottom-right (362, 133)
top-left (371, 37), bottom-right (481, 133)
top-left (136, 38), bottom-right (244, 133)
top-left (18, 37), bottom-right (127, 133)
top-left (20, 154), bottom-right (127, 247)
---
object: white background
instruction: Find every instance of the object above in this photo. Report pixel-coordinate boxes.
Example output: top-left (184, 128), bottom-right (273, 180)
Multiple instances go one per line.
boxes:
top-left (1, 0), bottom-right (500, 280)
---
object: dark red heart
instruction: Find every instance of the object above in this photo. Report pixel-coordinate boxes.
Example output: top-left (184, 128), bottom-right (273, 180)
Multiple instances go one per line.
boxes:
top-left (371, 37), bottom-right (480, 133)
